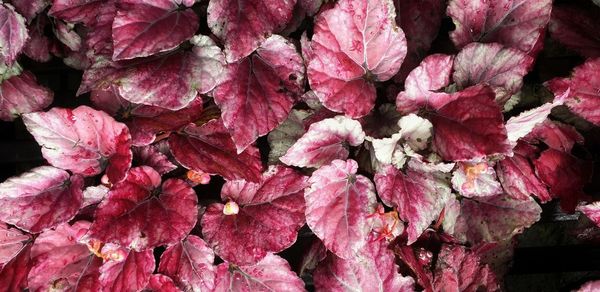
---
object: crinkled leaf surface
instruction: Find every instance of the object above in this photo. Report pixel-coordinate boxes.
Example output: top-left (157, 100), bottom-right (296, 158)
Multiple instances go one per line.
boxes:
top-left (213, 34), bottom-right (304, 152)
top-left (112, 0), bottom-right (199, 60)
top-left (281, 116), bottom-right (365, 168)
top-left (207, 0), bottom-right (295, 62)
top-left (447, 0), bottom-right (552, 53)
top-left (549, 3), bottom-right (600, 59)
top-left (169, 119), bottom-right (264, 182)
top-left (396, 54), bottom-right (454, 114)
top-left (0, 70), bottom-right (53, 121)
top-left (213, 254), bottom-right (305, 292)
top-left (307, 0), bottom-right (407, 118)
top-left (305, 159), bottom-right (377, 258)
top-left (375, 161), bottom-right (451, 244)
top-left (453, 42), bottom-right (533, 105)
top-left (99, 249), bottom-right (155, 292)
top-left (432, 245), bottom-right (499, 292)
top-left (430, 86), bottom-right (510, 161)
top-left (28, 221), bottom-right (102, 291)
top-left (0, 166), bottom-right (83, 233)
top-left (496, 154), bottom-right (551, 202)
top-left (0, 4), bottom-right (28, 65)
top-left (23, 106), bottom-right (132, 183)
top-left (89, 166), bottom-right (198, 250)
top-left (314, 239), bottom-right (414, 291)
top-left (202, 165), bottom-right (307, 265)
top-left (158, 235), bottom-right (216, 292)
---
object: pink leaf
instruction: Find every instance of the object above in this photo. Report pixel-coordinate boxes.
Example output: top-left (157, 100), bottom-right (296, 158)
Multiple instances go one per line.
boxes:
top-left (214, 254), bottom-right (305, 292)
top-left (314, 239), bottom-right (414, 291)
top-left (451, 162), bottom-right (502, 198)
top-left (213, 35), bottom-right (304, 152)
top-left (112, 0), bottom-right (199, 60)
top-left (53, 20), bottom-right (81, 51)
top-left (116, 35), bottom-right (225, 110)
top-left (374, 161), bottom-right (452, 244)
top-left (85, 0), bottom-right (117, 56)
top-left (23, 106), bottom-right (133, 183)
top-left (394, 0), bottom-right (445, 82)
top-left (432, 245), bottom-right (499, 292)
top-left (89, 166), bottom-right (198, 250)
top-left (578, 202), bottom-right (600, 228)
top-left (305, 159), bottom-right (377, 258)
top-left (83, 185), bottom-right (109, 207)
top-left (158, 235), bottom-right (216, 292)
top-left (0, 166), bottom-right (83, 233)
top-left (0, 70), bottom-right (53, 121)
top-left (453, 43), bottom-right (534, 105)
top-left (578, 280), bottom-right (600, 292)
top-left (28, 222), bottom-right (102, 291)
top-left (11, 0), bottom-right (48, 22)
top-left (48, 0), bottom-right (104, 25)
top-left (99, 249), bottom-right (155, 292)
top-left (396, 54), bottom-right (454, 114)
top-left (146, 274), bottom-right (182, 292)
top-left (533, 149), bottom-right (591, 213)
top-left (201, 165), bottom-right (307, 265)
top-left (506, 101), bottom-right (565, 145)
top-left (207, 0), bottom-right (296, 62)
top-left (546, 59), bottom-right (600, 126)
top-left (0, 223), bottom-right (29, 267)
top-left (430, 86), bottom-right (510, 161)
top-left (0, 243), bottom-right (31, 291)
top-left (23, 16), bottom-right (52, 62)
top-left (525, 119), bottom-right (583, 153)
top-left (169, 119), bottom-right (264, 182)
top-left (0, 4), bottom-right (28, 65)
top-left (132, 145), bottom-right (177, 175)
top-left (281, 116), bottom-right (365, 168)
top-left (307, 0), bottom-right (407, 118)
top-left (549, 3), bottom-right (600, 59)
top-left (496, 154), bottom-right (551, 202)
top-left (447, 0), bottom-right (552, 53)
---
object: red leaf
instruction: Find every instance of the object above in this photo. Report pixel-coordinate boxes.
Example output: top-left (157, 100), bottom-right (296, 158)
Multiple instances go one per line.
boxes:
top-left (132, 145), bottom-right (177, 175)
top-left (0, 70), bottom-right (53, 121)
top-left (280, 116), bottom-right (365, 168)
top-left (23, 16), bottom-right (52, 62)
top-left (0, 4), bottom-right (28, 65)
top-left (0, 243), bottom-right (31, 291)
top-left (525, 119), bottom-right (583, 153)
top-left (89, 166), bottom-right (198, 250)
top-left (314, 239), bottom-right (414, 291)
top-left (169, 119), bottom-right (264, 182)
top-left (28, 222), bottom-right (102, 291)
top-left (158, 235), bottom-right (216, 291)
top-left (207, 0), bottom-right (296, 62)
top-left (0, 223), bottom-right (29, 268)
top-left (23, 106), bottom-right (133, 183)
top-left (430, 86), bottom-right (510, 161)
top-left (201, 165), bottom-right (307, 265)
top-left (305, 159), bottom-right (377, 258)
top-left (307, 0), bottom-right (407, 118)
top-left (394, 0), bottom-right (445, 82)
top-left (48, 0), bottom-right (104, 25)
top-left (447, 0), bottom-right (552, 53)
top-left (533, 149), bottom-right (591, 213)
top-left (549, 3), bottom-right (600, 59)
top-left (214, 254), bottom-right (305, 292)
top-left (453, 43), bottom-right (533, 105)
top-left (396, 54), bottom-right (454, 114)
top-left (496, 154), bottom-right (551, 202)
top-left (112, 0), bottom-right (199, 60)
top-left (146, 274), bottom-right (182, 292)
top-left (546, 58), bottom-right (600, 126)
top-left (10, 0), bottom-right (48, 21)
top-left (0, 166), bottom-right (83, 233)
top-left (375, 161), bottom-right (451, 244)
top-left (99, 249), bottom-right (155, 292)
top-left (432, 245), bottom-right (499, 292)
top-left (213, 35), bottom-right (304, 152)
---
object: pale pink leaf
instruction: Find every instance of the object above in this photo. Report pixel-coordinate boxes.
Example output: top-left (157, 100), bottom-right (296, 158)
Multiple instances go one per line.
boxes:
top-left (158, 235), bottom-right (216, 292)
top-left (207, 0), bottom-right (296, 62)
top-left (214, 254), bottom-right (305, 292)
top-left (307, 0), bottom-right (407, 118)
top-left (447, 0), bottom-right (552, 53)
top-left (0, 166), bottom-right (83, 233)
top-left (0, 223), bottom-right (29, 267)
top-left (305, 159), bottom-right (377, 258)
top-left (201, 165), bottom-right (307, 265)
top-left (281, 116), bottom-right (365, 168)
top-left (451, 162), bottom-right (502, 198)
top-left (82, 185), bottom-right (109, 207)
top-left (578, 202), bottom-right (600, 228)
top-left (314, 239), bottom-right (414, 291)
top-left (0, 70), bottom-right (53, 121)
top-left (496, 154), bottom-right (551, 202)
top-left (213, 34), bottom-right (304, 152)
top-left (89, 166), bottom-right (198, 250)
top-left (506, 101), bottom-right (564, 144)
top-left (23, 106), bottom-right (132, 183)
top-left (0, 4), bottom-right (28, 65)
top-left (578, 280), bottom-right (600, 292)
top-left (112, 0), bottom-right (199, 60)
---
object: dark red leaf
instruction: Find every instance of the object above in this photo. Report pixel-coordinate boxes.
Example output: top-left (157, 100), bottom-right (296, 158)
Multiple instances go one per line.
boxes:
top-left (549, 3), bottom-right (600, 59)
top-left (99, 249), bottom-right (155, 292)
top-left (496, 154), bottom-right (551, 202)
